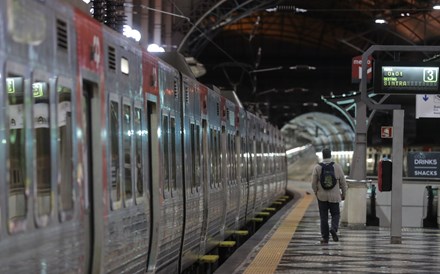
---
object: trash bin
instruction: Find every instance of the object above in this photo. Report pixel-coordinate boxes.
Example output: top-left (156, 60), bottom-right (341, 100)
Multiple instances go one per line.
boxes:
top-left (366, 184), bottom-right (379, 226)
top-left (423, 185), bottom-right (438, 228)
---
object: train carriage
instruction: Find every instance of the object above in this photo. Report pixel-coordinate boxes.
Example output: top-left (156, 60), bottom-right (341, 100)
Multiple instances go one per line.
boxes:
top-left (180, 73), bottom-right (204, 271)
top-left (222, 95), bottom-right (240, 236)
top-left (99, 23), bottom-right (150, 273)
top-left (0, 1), bottom-right (288, 273)
top-left (236, 106), bottom-right (249, 228)
top-left (147, 59), bottom-right (184, 273)
top-left (0, 1), bottom-right (88, 272)
top-left (245, 112), bottom-right (258, 220)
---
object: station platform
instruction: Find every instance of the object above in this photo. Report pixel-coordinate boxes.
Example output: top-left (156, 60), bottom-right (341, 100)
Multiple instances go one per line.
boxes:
top-left (215, 180), bottom-right (440, 273)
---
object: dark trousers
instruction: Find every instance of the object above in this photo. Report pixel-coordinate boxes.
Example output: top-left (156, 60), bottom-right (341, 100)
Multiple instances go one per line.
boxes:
top-left (318, 200), bottom-right (340, 240)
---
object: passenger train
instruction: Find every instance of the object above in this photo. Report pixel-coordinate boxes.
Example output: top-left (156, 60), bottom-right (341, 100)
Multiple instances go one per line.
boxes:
top-left (0, 1), bottom-right (287, 273)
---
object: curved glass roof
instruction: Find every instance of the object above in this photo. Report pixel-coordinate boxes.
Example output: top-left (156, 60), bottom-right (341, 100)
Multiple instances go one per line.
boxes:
top-left (281, 112), bottom-right (354, 152)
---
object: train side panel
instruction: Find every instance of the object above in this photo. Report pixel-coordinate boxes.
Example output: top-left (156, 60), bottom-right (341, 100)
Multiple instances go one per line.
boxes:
top-left (204, 87), bottom-right (226, 253)
top-left (223, 98), bottom-right (240, 234)
top-left (180, 75), bottom-right (204, 271)
top-left (99, 27), bottom-right (150, 273)
top-left (237, 107), bottom-right (249, 228)
top-left (0, 1), bottom-right (88, 273)
top-left (245, 112), bottom-right (258, 220)
top-left (150, 60), bottom-right (184, 273)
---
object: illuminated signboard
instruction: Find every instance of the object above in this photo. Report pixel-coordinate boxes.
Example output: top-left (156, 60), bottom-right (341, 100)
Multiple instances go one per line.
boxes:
top-left (6, 77), bottom-right (23, 94)
top-left (374, 62), bottom-right (440, 94)
top-left (32, 82), bottom-right (46, 97)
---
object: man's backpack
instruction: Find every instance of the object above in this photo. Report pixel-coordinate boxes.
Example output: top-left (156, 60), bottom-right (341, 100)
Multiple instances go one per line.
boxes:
top-left (319, 162), bottom-right (337, 190)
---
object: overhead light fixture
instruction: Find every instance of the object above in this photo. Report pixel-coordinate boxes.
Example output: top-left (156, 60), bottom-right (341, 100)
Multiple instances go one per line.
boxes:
top-left (284, 87), bottom-right (309, 93)
top-left (147, 43), bottom-right (165, 52)
top-left (123, 25), bottom-right (141, 42)
top-left (375, 18), bottom-right (387, 24)
top-left (434, 5), bottom-right (440, 10)
top-left (289, 65), bottom-right (316, 70)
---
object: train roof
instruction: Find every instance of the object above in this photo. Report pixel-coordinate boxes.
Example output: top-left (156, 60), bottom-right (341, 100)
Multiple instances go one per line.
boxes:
top-left (220, 90), bottom-right (243, 109)
top-left (152, 52), bottom-right (195, 80)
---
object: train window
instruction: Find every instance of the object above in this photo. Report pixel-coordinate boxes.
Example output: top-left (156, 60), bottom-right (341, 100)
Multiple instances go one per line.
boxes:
top-left (190, 123), bottom-right (196, 192)
top-left (251, 139), bottom-right (256, 179)
top-left (150, 66), bottom-right (157, 88)
top-left (121, 57), bottom-right (129, 75)
top-left (33, 80), bottom-right (52, 218)
top-left (123, 103), bottom-right (133, 202)
top-left (195, 124), bottom-right (201, 191)
top-left (57, 82), bottom-right (73, 215)
top-left (232, 135), bottom-right (236, 181)
top-left (162, 115), bottom-right (169, 193)
top-left (217, 129), bottom-right (222, 187)
top-left (202, 120), bottom-right (208, 189)
top-left (228, 134), bottom-right (232, 182)
top-left (209, 128), bottom-right (215, 188)
top-left (7, 75), bottom-right (27, 227)
top-left (170, 117), bottom-right (177, 190)
top-left (240, 137), bottom-right (246, 179)
top-left (110, 100), bottom-right (121, 208)
top-left (221, 127), bottom-right (226, 184)
top-left (134, 107), bottom-right (144, 200)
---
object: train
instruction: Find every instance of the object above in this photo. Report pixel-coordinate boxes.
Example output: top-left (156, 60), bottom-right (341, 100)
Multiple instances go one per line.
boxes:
top-left (0, 1), bottom-right (287, 273)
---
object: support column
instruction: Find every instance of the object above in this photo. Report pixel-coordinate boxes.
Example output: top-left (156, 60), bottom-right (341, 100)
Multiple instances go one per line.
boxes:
top-left (341, 100), bottom-right (367, 228)
top-left (391, 109), bottom-right (404, 244)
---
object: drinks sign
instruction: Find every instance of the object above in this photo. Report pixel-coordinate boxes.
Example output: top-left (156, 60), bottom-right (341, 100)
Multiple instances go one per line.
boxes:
top-left (407, 152), bottom-right (440, 178)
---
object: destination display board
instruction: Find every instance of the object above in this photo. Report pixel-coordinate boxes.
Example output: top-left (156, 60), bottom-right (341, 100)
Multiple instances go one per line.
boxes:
top-left (374, 62), bottom-right (440, 94)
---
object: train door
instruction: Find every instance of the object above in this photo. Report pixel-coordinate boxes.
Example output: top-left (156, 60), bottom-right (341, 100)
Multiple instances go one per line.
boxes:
top-left (82, 80), bottom-right (101, 274)
top-left (200, 119), bottom-right (209, 253)
top-left (147, 100), bottom-right (160, 271)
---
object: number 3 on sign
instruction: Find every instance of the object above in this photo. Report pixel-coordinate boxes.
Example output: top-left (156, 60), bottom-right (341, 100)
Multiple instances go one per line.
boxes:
top-left (423, 68), bottom-right (438, 83)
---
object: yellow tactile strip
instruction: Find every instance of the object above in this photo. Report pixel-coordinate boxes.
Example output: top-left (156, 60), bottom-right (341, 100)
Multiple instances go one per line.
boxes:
top-left (243, 193), bottom-right (314, 274)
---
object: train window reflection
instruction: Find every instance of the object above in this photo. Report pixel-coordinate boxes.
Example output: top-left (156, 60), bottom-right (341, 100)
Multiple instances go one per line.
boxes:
top-left (58, 83), bottom-right (73, 214)
top-left (209, 128), bottom-right (215, 189)
top-left (162, 115), bottom-right (169, 193)
top-left (123, 103), bottom-right (132, 201)
top-left (195, 124), bottom-right (201, 191)
top-left (110, 100), bottom-right (121, 207)
top-left (170, 117), bottom-right (177, 190)
top-left (216, 129), bottom-right (221, 187)
top-left (7, 75), bottom-right (27, 225)
top-left (190, 123), bottom-right (195, 192)
top-left (33, 81), bottom-right (52, 217)
top-left (134, 107), bottom-right (143, 199)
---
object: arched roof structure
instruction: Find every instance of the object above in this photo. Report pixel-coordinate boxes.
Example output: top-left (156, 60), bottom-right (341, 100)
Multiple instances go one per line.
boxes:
top-left (281, 112), bottom-right (354, 152)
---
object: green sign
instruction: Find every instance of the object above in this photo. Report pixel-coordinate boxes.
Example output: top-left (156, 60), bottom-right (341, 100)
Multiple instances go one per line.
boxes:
top-left (6, 77), bottom-right (23, 94)
top-left (32, 82), bottom-right (46, 97)
top-left (374, 63), bottom-right (440, 94)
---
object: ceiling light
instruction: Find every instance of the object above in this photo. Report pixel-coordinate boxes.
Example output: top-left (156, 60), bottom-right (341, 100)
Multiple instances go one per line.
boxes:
top-left (289, 65), bottom-right (316, 70)
top-left (123, 25), bottom-right (141, 42)
top-left (375, 18), bottom-right (387, 24)
top-left (147, 43), bottom-right (165, 52)
top-left (433, 5), bottom-right (440, 10)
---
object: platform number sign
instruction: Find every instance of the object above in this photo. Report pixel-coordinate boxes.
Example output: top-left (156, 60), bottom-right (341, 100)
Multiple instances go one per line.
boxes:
top-left (424, 68), bottom-right (438, 83)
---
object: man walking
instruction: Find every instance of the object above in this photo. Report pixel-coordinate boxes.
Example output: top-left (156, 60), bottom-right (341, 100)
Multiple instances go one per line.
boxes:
top-left (311, 148), bottom-right (347, 244)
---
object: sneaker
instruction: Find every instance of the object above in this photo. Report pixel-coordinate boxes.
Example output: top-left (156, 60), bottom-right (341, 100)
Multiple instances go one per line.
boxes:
top-left (330, 229), bottom-right (339, 242)
top-left (320, 239), bottom-right (329, 244)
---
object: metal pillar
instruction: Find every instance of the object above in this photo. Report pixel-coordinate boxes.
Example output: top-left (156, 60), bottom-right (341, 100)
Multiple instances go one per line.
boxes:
top-left (342, 100), bottom-right (368, 228)
top-left (391, 109), bottom-right (404, 244)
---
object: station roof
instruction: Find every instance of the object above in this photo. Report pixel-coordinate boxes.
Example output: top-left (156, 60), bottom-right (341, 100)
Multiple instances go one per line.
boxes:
top-left (103, 0), bottom-right (440, 146)
top-left (166, 0), bottom-right (440, 146)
